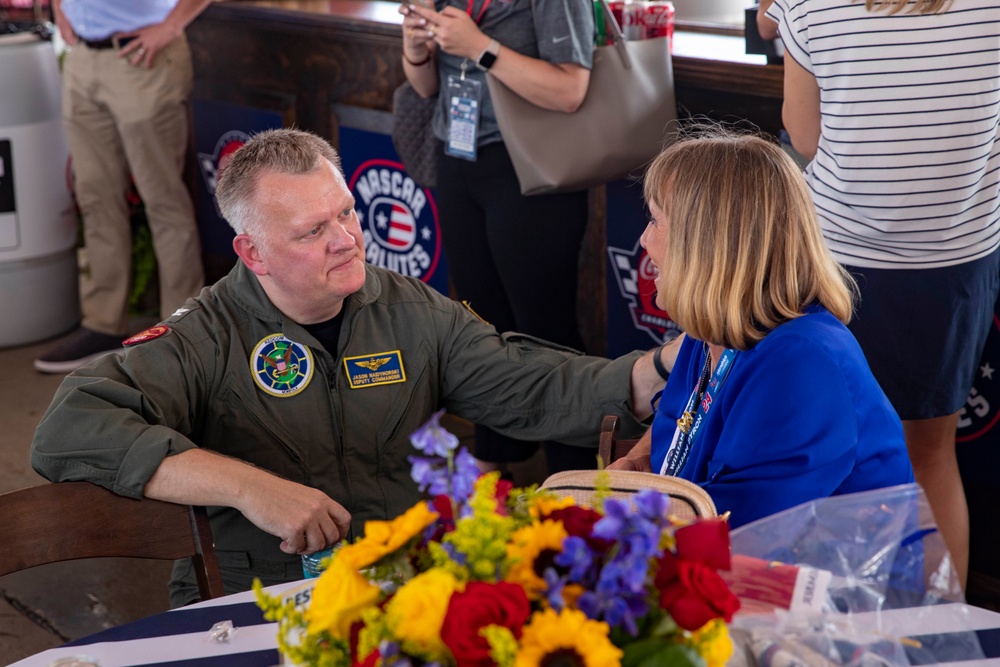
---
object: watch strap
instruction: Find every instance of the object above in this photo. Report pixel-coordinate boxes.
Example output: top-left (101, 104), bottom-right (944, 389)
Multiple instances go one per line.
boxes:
top-left (476, 38), bottom-right (500, 71)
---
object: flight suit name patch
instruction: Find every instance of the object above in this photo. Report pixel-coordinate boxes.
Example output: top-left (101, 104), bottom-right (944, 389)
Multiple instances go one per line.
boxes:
top-left (251, 334), bottom-right (314, 397)
top-left (344, 351), bottom-right (406, 389)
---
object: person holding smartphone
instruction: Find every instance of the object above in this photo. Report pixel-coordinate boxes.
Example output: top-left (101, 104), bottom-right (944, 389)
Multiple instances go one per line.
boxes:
top-left (398, 0), bottom-right (598, 476)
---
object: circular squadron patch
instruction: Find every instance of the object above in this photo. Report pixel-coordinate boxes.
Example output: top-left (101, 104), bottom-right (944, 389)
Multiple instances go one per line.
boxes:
top-left (250, 334), bottom-right (314, 397)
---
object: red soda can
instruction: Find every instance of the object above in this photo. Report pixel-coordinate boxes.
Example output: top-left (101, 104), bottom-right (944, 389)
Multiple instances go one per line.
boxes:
top-left (643, 0), bottom-right (674, 50)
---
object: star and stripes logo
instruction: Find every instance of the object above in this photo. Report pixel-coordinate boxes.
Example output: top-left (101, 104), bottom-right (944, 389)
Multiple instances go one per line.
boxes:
top-left (348, 159), bottom-right (440, 283)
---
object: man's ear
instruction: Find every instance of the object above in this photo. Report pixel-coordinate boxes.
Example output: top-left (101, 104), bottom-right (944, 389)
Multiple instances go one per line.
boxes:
top-left (233, 234), bottom-right (269, 276)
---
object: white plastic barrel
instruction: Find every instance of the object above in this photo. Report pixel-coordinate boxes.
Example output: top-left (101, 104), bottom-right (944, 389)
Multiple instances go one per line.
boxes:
top-left (0, 32), bottom-right (79, 348)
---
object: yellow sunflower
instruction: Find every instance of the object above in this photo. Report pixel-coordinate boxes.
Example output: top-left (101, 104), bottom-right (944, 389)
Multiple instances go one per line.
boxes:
top-left (514, 608), bottom-right (622, 667)
top-left (338, 502), bottom-right (439, 570)
top-left (505, 520), bottom-right (568, 599)
top-left (529, 495), bottom-right (576, 519)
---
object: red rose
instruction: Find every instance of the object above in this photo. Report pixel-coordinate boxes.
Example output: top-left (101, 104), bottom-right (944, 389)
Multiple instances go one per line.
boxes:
top-left (351, 649), bottom-right (380, 667)
top-left (495, 478), bottom-right (513, 515)
top-left (440, 581), bottom-right (531, 667)
top-left (547, 506), bottom-right (612, 552)
top-left (350, 620), bottom-right (379, 667)
top-left (657, 558), bottom-right (741, 631)
top-left (674, 519), bottom-right (732, 571)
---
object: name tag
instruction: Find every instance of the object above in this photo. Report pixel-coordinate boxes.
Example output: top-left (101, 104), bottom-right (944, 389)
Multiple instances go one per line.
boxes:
top-left (344, 350), bottom-right (406, 389)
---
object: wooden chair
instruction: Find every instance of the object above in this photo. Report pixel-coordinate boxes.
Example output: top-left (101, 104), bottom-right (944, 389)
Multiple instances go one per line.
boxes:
top-left (598, 414), bottom-right (641, 468)
top-left (0, 481), bottom-right (224, 600)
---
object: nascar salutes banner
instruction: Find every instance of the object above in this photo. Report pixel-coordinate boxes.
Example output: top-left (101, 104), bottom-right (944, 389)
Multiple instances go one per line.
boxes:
top-left (605, 178), bottom-right (679, 357)
top-left (339, 123), bottom-right (448, 296)
top-left (191, 99), bottom-right (283, 270)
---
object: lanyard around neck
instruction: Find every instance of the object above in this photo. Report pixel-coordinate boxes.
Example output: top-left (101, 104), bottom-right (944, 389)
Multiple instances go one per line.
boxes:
top-left (466, 0), bottom-right (492, 24)
top-left (659, 346), bottom-right (738, 477)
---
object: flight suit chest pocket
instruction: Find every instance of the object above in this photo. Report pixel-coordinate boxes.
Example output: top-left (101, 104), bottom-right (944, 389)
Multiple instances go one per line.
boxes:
top-left (341, 341), bottom-right (434, 447)
top-left (216, 377), bottom-right (320, 482)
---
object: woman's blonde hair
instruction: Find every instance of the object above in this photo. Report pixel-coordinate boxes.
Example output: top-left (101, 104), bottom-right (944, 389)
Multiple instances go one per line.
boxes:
top-left (643, 129), bottom-right (855, 350)
top-left (862, 0), bottom-right (953, 15)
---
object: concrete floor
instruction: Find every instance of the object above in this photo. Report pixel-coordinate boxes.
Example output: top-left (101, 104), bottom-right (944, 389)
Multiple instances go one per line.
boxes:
top-left (0, 330), bottom-right (176, 665)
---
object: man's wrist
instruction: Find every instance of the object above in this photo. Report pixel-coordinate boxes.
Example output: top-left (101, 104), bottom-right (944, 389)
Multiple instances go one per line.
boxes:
top-left (652, 343), bottom-right (671, 381)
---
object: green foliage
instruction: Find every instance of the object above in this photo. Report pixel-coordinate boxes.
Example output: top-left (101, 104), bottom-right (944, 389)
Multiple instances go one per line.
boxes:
top-left (129, 207), bottom-right (158, 315)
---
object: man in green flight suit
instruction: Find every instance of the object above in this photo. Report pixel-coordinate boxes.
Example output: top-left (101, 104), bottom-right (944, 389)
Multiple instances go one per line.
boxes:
top-left (31, 129), bottom-right (676, 606)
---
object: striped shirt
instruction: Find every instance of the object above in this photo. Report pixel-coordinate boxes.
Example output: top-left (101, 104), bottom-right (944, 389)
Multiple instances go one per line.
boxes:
top-left (768, 0), bottom-right (1000, 269)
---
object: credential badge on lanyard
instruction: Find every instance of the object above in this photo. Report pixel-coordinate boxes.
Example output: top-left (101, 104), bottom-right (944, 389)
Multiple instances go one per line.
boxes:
top-left (445, 64), bottom-right (483, 161)
top-left (445, 0), bottom-right (492, 161)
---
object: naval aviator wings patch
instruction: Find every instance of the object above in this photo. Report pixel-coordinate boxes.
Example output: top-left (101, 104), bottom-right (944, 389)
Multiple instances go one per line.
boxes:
top-left (344, 350), bottom-right (406, 389)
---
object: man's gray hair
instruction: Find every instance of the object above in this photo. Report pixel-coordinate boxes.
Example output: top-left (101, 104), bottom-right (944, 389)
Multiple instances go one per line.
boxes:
top-left (215, 128), bottom-right (343, 240)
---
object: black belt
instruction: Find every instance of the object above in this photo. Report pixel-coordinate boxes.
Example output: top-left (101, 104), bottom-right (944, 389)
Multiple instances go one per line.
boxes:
top-left (80, 34), bottom-right (135, 50)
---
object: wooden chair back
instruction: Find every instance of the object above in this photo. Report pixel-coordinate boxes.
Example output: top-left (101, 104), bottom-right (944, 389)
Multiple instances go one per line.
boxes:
top-left (598, 414), bottom-right (641, 467)
top-left (0, 482), bottom-right (224, 600)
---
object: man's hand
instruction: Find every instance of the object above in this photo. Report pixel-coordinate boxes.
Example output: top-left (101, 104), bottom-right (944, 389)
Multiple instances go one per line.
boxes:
top-left (51, 0), bottom-right (77, 45)
top-left (145, 448), bottom-right (352, 555)
top-left (117, 21), bottom-right (180, 69)
top-left (630, 334), bottom-right (685, 421)
top-left (116, 0), bottom-right (211, 68)
top-left (238, 476), bottom-right (352, 555)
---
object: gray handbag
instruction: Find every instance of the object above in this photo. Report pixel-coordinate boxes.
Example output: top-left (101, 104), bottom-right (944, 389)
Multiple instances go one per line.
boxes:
top-left (391, 81), bottom-right (441, 190)
top-left (486, 0), bottom-right (677, 195)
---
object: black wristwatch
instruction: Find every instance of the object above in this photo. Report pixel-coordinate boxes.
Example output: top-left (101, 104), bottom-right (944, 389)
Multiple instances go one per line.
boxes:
top-left (475, 39), bottom-right (500, 71)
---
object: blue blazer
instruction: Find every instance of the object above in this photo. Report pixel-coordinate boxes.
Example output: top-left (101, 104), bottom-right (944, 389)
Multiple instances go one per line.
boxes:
top-left (651, 306), bottom-right (913, 528)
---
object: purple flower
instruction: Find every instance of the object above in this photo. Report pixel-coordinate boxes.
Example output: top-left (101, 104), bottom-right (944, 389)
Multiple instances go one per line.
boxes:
top-left (633, 489), bottom-right (670, 522)
top-left (408, 455), bottom-right (451, 496)
top-left (544, 568), bottom-right (567, 611)
top-left (451, 448), bottom-right (480, 502)
top-left (409, 409), bottom-right (460, 457)
top-left (578, 492), bottom-right (670, 635)
top-left (555, 536), bottom-right (595, 582)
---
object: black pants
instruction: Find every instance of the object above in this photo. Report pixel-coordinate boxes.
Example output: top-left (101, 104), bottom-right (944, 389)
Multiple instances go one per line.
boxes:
top-left (437, 142), bottom-right (596, 472)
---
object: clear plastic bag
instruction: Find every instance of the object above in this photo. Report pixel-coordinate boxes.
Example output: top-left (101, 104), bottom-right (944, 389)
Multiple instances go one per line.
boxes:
top-left (722, 483), bottom-right (985, 666)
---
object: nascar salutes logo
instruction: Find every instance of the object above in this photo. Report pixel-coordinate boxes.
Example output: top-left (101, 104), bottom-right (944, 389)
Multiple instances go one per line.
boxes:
top-left (250, 334), bottom-right (315, 397)
top-left (958, 315), bottom-right (1000, 443)
top-left (348, 159), bottom-right (441, 283)
top-left (198, 130), bottom-right (249, 212)
top-left (607, 238), bottom-right (681, 345)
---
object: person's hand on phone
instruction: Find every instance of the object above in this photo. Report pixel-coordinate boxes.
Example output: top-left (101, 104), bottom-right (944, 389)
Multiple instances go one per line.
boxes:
top-left (400, 2), bottom-right (438, 60)
top-left (404, 3), bottom-right (491, 61)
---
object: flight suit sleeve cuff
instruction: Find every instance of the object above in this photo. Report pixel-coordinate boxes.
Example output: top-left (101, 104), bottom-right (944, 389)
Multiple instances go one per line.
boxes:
top-left (113, 425), bottom-right (199, 498)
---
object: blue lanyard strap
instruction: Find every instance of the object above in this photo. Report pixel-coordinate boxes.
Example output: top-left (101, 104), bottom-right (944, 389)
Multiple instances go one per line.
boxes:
top-left (660, 346), bottom-right (738, 477)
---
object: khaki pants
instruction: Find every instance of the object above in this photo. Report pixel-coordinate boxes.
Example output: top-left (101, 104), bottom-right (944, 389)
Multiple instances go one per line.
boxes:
top-left (62, 35), bottom-right (204, 335)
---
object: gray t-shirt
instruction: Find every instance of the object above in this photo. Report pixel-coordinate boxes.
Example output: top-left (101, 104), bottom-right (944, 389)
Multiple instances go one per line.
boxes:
top-left (431, 0), bottom-right (595, 147)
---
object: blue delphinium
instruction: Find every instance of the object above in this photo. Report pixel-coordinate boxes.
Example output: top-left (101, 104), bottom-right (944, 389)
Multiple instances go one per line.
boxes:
top-left (577, 490), bottom-right (673, 635)
top-left (408, 410), bottom-right (481, 516)
top-left (409, 409), bottom-right (459, 457)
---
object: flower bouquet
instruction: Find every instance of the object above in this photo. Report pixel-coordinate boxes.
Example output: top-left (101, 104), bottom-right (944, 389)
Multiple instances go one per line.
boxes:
top-left (256, 411), bottom-right (740, 667)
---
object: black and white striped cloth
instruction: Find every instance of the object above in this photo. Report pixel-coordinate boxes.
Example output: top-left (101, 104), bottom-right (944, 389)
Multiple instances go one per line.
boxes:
top-left (10, 579), bottom-right (1000, 667)
top-left (769, 0), bottom-right (1000, 269)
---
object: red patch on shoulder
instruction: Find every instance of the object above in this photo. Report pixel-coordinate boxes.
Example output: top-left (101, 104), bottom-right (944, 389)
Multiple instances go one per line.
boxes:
top-left (123, 325), bottom-right (170, 346)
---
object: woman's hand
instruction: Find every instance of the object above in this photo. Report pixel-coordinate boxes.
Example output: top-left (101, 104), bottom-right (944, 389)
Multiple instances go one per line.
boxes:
top-left (399, 3), bottom-right (441, 97)
top-left (407, 3), bottom-right (491, 61)
top-left (606, 430), bottom-right (654, 472)
top-left (400, 3), bottom-right (439, 62)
